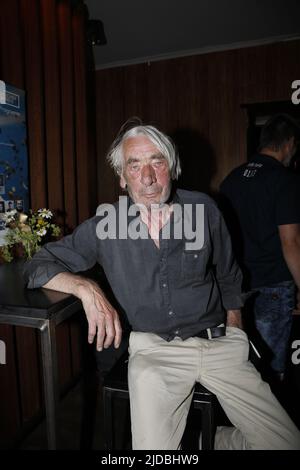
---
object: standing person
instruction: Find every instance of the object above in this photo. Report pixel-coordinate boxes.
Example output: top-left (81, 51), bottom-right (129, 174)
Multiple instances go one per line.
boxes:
top-left (24, 119), bottom-right (300, 449)
top-left (220, 114), bottom-right (300, 381)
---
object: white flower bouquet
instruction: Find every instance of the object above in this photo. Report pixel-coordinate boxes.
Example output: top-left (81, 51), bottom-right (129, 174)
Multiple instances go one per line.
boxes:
top-left (0, 208), bottom-right (60, 262)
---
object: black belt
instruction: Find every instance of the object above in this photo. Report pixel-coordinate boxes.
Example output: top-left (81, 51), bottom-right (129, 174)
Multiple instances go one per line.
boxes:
top-left (194, 326), bottom-right (226, 340)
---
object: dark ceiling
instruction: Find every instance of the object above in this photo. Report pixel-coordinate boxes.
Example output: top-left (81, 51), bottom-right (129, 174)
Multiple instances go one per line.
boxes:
top-left (85, 0), bottom-right (300, 69)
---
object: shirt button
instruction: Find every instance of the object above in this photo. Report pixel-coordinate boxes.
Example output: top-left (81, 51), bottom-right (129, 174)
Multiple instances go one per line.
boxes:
top-left (168, 310), bottom-right (174, 316)
top-left (194, 254), bottom-right (198, 259)
top-left (162, 283), bottom-right (167, 288)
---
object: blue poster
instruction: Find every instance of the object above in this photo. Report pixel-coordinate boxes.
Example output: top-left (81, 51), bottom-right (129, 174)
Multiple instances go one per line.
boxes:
top-left (0, 80), bottom-right (29, 219)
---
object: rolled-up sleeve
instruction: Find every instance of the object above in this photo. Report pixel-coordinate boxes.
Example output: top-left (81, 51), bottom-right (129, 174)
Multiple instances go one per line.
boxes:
top-left (211, 206), bottom-right (245, 310)
top-left (24, 216), bottom-right (100, 289)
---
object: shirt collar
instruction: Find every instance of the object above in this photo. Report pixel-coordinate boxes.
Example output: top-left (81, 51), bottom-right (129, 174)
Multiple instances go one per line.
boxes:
top-left (253, 153), bottom-right (284, 167)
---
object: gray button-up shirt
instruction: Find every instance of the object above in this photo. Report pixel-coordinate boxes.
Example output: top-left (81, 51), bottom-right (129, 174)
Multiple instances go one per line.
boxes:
top-left (24, 189), bottom-right (244, 341)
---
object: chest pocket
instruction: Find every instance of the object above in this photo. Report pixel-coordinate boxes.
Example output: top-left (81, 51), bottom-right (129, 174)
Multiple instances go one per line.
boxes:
top-left (181, 245), bottom-right (209, 281)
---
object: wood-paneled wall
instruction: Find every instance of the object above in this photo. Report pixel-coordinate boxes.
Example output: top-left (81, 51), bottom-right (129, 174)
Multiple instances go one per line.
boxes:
top-left (0, 0), bottom-right (97, 225)
top-left (0, 0), bottom-right (96, 448)
top-left (95, 39), bottom-right (300, 203)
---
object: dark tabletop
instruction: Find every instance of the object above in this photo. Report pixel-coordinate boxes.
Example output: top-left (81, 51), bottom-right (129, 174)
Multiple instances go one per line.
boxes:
top-left (0, 261), bottom-right (80, 319)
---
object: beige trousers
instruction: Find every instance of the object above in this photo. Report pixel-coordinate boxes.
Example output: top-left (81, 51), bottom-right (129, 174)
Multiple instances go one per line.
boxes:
top-left (128, 327), bottom-right (300, 450)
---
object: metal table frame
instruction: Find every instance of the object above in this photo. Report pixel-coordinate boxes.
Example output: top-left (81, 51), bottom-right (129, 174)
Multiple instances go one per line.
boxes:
top-left (0, 298), bottom-right (82, 449)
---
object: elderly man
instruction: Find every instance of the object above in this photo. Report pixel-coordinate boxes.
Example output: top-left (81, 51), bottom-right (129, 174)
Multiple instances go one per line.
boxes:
top-left (24, 120), bottom-right (300, 450)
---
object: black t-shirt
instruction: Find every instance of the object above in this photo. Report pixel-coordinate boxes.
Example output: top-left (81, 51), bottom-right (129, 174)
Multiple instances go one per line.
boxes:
top-left (220, 153), bottom-right (300, 289)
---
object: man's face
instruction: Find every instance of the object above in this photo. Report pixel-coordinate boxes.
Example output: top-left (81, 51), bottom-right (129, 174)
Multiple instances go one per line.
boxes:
top-left (120, 135), bottom-right (172, 208)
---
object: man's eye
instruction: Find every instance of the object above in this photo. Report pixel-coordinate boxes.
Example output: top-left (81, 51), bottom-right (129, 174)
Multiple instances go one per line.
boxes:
top-left (153, 160), bottom-right (164, 167)
top-left (130, 163), bottom-right (140, 171)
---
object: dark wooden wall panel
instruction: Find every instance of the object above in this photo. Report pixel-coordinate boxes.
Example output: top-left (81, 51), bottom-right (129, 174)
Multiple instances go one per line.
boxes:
top-left (147, 60), bottom-right (174, 130)
top-left (123, 64), bottom-right (149, 121)
top-left (96, 68), bottom-right (125, 204)
top-left (73, 8), bottom-right (92, 223)
top-left (20, 0), bottom-right (47, 210)
top-left (41, 0), bottom-right (64, 217)
top-left (95, 39), bottom-right (300, 201)
top-left (0, 0), bottom-right (24, 89)
top-left (0, 0), bottom-right (95, 447)
top-left (1, 0), bottom-right (96, 224)
top-left (58, 0), bottom-right (78, 231)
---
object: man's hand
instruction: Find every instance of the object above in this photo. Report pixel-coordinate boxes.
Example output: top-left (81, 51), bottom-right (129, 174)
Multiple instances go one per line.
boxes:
top-left (226, 309), bottom-right (243, 329)
top-left (78, 280), bottom-right (122, 351)
top-left (43, 272), bottom-right (122, 351)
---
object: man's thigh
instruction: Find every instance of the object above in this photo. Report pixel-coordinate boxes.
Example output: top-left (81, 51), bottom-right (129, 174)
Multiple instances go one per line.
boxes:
top-left (128, 332), bottom-right (198, 449)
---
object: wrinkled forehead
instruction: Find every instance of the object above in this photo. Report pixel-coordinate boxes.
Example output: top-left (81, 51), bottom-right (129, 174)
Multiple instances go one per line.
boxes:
top-left (122, 135), bottom-right (163, 161)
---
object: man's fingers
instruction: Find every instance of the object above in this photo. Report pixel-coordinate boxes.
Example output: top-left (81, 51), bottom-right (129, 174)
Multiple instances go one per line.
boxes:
top-left (114, 316), bottom-right (122, 348)
top-left (96, 313), bottom-right (106, 351)
top-left (96, 323), bottom-right (105, 351)
top-left (103, 313), bottom-right (115, 349)
top-left (87, 321), bottom-right (96, 344)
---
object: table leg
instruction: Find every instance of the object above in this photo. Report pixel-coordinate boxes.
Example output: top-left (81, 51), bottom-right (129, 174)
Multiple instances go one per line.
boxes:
top-left (40, 319), bottom-right (59, 449)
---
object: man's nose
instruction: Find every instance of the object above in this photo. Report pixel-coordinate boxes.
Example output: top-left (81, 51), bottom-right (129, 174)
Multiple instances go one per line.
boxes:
top-left (141, 164), bottom-right (157, 186)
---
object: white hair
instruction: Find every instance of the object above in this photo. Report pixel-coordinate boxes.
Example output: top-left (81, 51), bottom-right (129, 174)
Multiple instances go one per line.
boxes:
top-left (107, 122), bottom-right (181, 180)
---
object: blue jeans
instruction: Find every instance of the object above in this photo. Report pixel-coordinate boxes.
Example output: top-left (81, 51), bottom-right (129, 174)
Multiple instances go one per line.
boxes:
top-left (253, 281), bottom-right (295, 373)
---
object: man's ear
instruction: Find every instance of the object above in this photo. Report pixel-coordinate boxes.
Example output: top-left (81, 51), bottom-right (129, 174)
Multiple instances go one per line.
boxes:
top-left (120, 174), bottom-right (127, 189)
top-left (283, 137), bottom-right (295, 157)
top-left (290, 136), bottom-right (296, 151)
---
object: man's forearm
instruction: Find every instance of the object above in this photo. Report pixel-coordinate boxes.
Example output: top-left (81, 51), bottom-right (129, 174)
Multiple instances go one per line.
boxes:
top-left (281, 242), bottom-right (300, 291)
top-left (279, 225), bottom-right (300, 291)
top-left (43, 272), bottom-right (93, 299)
top-left (282, 243), bottom-right (300, 311)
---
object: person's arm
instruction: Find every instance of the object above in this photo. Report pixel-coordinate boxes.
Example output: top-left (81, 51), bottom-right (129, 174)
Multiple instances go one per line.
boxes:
top-left (211, 204), bottom-right (245, 329)
top-left (226, 309), bottom-right (243, 328)
top-left (43, 272), bottom-right (122, 350)
top-left (24, 216), bottom-right (122, 349)
top-left (278, 223), bottom-right (300, 311)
